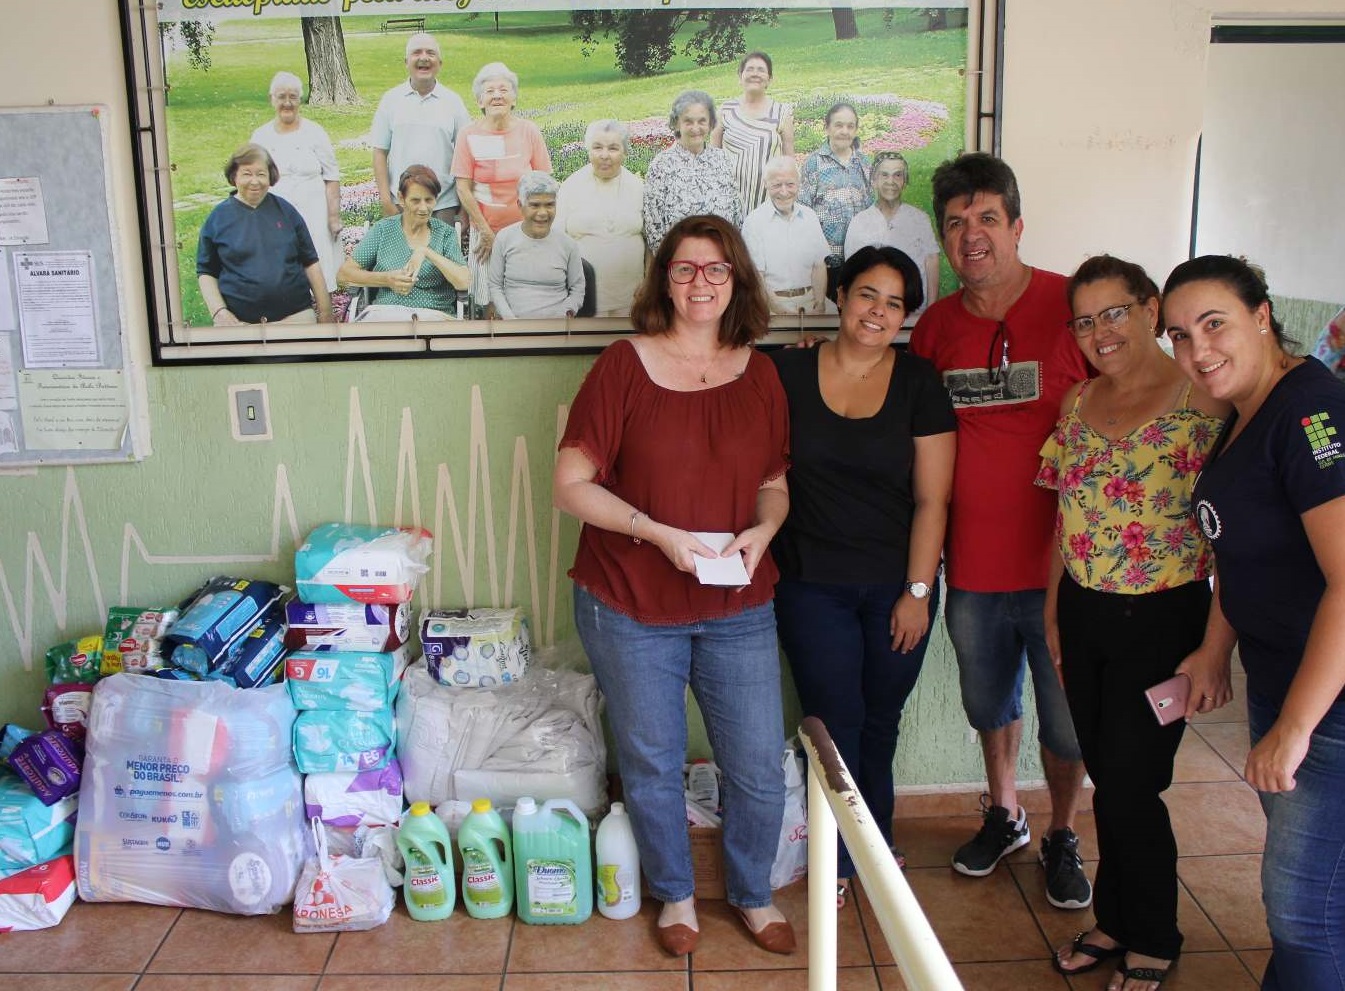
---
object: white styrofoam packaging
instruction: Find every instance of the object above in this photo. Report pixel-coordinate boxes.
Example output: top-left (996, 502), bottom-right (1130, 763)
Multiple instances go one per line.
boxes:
top-left (419, 608), bottom-right (530, 688)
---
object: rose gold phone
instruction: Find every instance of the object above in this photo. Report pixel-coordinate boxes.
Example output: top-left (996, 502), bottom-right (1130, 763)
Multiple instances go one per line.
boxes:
top-left (1145, 673), bottom-right (1191, 726)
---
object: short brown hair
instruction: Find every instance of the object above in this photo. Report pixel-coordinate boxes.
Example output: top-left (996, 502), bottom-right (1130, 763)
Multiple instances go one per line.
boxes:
top-left (224, 143), bottom-right (278, 188)
top-left (1068, 254), bottom-right (1159, 312)
top-left (398, 164), bottom-right (442, 200)
top-left (630, 215), bottom-right (769, 347)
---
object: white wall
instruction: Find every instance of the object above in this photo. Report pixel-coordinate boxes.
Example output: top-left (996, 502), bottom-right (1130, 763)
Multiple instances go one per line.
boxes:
top-left (1001, 0), bottom-right (1345, 289)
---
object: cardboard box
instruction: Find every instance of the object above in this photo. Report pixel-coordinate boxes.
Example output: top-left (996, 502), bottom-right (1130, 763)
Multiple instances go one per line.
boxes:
top-left (689, 826), bottom-right (725, 900)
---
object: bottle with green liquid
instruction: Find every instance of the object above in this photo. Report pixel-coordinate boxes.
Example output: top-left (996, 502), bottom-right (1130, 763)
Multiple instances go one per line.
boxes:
top-left (457, 797), bottom-right (514, 919)
top-left (396, 801), bottom-right (456, 921)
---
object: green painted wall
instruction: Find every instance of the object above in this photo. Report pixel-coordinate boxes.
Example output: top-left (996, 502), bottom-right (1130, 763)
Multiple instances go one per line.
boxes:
top-left (0, 353), bottom-right (1016, 787)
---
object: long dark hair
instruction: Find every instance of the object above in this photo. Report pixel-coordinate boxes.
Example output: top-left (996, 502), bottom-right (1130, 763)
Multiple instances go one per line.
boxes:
top-left (1162, 255), bottom-right (1285, 344)
top-left (630, 215), bottom-right (770, 347)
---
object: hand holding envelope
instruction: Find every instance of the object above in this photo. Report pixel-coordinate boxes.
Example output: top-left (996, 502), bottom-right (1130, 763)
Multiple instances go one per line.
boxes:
top-left (689, 531), bottom-right (751, 587)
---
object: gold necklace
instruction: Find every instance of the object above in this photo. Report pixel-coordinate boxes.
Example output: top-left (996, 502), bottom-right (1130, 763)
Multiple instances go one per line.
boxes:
top-left (668, 336), bottom-right (722, 384)
top-left (830, 344), bottom-right (888, 381)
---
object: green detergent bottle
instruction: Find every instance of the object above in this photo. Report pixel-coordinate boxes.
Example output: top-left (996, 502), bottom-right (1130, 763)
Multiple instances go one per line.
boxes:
top-left (512, 797), bottom-right (592, 925)
top-left (457, 798), bottom-right (514, 919)
top-left (397, 801), bottom-right (456, 921)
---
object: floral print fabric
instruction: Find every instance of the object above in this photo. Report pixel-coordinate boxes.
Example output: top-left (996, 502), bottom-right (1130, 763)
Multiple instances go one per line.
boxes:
top-left (1036, 384), bottom-right (1221, 593)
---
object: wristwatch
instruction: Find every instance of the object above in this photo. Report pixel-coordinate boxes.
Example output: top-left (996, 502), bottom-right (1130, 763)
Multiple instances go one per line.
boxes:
top-left (906, 581), bottom-right (931, 600)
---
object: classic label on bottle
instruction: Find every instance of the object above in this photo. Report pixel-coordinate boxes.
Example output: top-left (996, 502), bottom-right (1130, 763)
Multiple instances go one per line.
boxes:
top-left (405, 848), bottom-right (446, 907)
top-left (462, 846), bottom-right (501, 904)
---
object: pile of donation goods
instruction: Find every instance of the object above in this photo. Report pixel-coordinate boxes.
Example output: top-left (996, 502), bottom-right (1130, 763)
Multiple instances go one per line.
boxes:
top-left (0, 522), bottom-right (648, 933)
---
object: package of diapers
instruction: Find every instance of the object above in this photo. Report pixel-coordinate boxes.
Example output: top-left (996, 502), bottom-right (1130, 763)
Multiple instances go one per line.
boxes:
top-left (304, 760), bottom-right (403, 830)
top-left (0, 771), bottom-right (77, 879)
top-left (420, 607), bottom-right (531, 687)
top-left (285, 647), bottom-right (409, 712)
top-left (294, 524), bottom-right (432, 605)
top-left (292, 709), bottom-right (395, 774)
top-left (209, 604), bottom-right (287, 689)
top-left (75, 674), bottom-right (305, 914)
top-left (163, 577), bottom-right (287, 676)
top-left (0, 855), bottom-right (77, 932)
top-left (284, 601), bottom-right (411, 652)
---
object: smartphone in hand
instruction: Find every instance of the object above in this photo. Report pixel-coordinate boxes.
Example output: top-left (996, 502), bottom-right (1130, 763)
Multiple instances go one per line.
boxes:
top-left (1145, 673), bottom-right (1191, 726)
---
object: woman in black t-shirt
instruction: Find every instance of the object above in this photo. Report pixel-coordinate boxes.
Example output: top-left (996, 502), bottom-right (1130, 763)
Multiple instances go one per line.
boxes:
top-left (770, 246), bottom-right (956, 907)
top-left (1165, 255), bottom-right (1345, 991)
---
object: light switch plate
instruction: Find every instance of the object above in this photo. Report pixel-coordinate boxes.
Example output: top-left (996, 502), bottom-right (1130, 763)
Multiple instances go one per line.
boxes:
top-left (228, 383), bottom-right (272, 441)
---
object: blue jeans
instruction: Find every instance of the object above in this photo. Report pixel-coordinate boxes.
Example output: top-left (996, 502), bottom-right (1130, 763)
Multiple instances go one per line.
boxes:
top-left (944, 587), bottom-right (1082, 761)
top-left (774, 578), bottom-right (938, 878)
top-left (573, 585), bottom-right (786, 908)
top-left (1249, 691), bottom-right (1345, 991)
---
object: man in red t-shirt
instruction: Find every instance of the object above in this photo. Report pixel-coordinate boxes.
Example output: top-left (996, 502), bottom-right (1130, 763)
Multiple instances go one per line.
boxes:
top-left (908, 153), bottom-right (1092, 911)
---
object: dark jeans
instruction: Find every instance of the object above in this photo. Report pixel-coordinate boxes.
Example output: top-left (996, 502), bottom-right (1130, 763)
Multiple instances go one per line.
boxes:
top-left (775, 578), bottom-right (938, 878)
top-left (1057, 574), bottom-right (1210, 960)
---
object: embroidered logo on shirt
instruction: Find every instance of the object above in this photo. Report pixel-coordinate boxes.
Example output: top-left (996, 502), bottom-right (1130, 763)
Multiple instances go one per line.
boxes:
top-left (1195, 499), bottom-right (1222, 541)
top-left (1302, 412), bottom-right (1343, 469)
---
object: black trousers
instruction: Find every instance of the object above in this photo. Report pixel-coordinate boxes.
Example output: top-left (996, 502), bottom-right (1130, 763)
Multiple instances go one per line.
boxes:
top-left (1057, 573), bottom-right (1210, 960)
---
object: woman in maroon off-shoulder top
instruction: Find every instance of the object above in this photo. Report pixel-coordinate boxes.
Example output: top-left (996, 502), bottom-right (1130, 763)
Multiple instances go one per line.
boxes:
top-left (554, 215), bottom-right (796, 957)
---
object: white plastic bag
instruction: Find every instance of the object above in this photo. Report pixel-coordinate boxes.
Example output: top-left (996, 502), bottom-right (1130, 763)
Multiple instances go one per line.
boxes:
top-left (770, 744), bottom-right (808, 890)
top-left (292, 819), bottom-right (394, 933)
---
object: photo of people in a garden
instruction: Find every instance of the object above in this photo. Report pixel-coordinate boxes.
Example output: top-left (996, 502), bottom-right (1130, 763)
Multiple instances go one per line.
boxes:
top-left (157, 1), bottom-right (969, 328)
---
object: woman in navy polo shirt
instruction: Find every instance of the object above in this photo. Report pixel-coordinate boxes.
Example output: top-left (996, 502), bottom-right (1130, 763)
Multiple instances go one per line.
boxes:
top-left (1165, 255), bottom-right (1345, 991)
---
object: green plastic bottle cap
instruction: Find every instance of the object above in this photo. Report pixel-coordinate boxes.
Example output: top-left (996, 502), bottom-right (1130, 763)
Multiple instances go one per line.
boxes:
top-left (409, 801), bottom-right (432, 816)
top-left (471, 798), bottom-right (493, 814)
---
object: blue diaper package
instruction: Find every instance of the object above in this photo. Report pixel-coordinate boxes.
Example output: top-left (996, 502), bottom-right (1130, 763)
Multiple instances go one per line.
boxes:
top-left (210, 605), bottom-right (287, 689)
top-left (0, 770), bottom-right (77, 880)
top-left (284, 647), bottom-right (409, 712)
top-left (292, 709), bottom-right (395, 774)
top-left (0, 725), bottom-right (35, 764)
top-left (164, 577), bottom-right (287, 676)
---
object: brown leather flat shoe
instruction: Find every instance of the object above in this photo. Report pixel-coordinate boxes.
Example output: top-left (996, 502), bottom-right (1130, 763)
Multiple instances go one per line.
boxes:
top-left (656, 921), bottom-right (699, 957)
top-left (733, 906), bottom-right (797, 955)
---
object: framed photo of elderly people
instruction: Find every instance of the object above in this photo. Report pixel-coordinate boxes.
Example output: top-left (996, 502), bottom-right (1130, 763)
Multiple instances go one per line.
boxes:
top-left (123, 0), bottom-right (992, 363)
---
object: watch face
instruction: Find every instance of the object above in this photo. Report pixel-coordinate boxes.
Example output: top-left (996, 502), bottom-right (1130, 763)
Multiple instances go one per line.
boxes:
top-left (907, 582), bottom-right (930, 599)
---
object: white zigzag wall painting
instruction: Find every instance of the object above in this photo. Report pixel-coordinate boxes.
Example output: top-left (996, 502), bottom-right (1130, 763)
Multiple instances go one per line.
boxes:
top-left (0, 384), bottom-right (570, 672)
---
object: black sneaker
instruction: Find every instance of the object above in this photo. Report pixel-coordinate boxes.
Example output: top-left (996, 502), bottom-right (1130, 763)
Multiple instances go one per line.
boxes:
top-left (951, 796), bottom-right (1030, 877)
top-left (1040, 828), bottom-right (1092, 909)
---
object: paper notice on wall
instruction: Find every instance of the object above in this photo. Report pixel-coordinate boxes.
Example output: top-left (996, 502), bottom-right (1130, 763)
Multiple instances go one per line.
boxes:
top-left (0, 249), bottom-right (15, 331)
top-left (18, 369), bottom-right (127, 451)
top-left (14, 250), bottom-right (98, 368)
top-left (0, 333), bottom-right (16, 410)
top-left (0, 177), bottom-right (49, 246)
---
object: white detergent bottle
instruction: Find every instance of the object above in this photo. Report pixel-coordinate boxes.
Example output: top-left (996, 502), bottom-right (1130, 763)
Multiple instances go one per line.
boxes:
top-left (397, 801), bottom-right (456, 921)
top-left (512, 796), bottom-right (593, 925)
top-left (594, 802), bottom-right (641, 920)
top-left (457, 797), bottom-right (514, 919)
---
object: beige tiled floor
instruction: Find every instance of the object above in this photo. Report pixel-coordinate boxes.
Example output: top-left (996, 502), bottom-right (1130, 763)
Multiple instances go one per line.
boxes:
top-left (0, 715), bottom-right (1266, 990)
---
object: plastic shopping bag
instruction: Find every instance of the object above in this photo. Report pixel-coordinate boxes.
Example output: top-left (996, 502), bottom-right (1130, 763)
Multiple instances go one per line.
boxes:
top-left (292, 819), bottom-right (394, 933)
top-left (770, 743), bottom-right (808, 890)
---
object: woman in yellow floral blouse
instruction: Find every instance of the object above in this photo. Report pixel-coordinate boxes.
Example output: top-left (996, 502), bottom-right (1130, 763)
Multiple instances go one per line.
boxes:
top-left (1036, 256), bottom-right (1232, 991)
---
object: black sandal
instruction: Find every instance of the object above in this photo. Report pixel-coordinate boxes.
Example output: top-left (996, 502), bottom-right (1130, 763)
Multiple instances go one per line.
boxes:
top-left (1051, 929), bottom-right (1126, 975)
top-left (1109, 958), bottom-right (1177, 989)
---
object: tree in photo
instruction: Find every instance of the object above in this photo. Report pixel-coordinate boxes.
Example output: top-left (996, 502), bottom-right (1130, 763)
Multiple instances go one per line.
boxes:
top-left (302, 17), bottom-right (360, 106)
top-left (572, 8), bottom-right (778, 77)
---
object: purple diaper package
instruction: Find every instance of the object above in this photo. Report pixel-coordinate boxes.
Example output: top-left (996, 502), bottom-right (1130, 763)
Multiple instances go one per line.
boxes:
top-left (284, 601), bottom-right (410, 652)
top-left (8, 731), bottom-right (84, 806)
top-left (303, 759), bottom-right (404, 829)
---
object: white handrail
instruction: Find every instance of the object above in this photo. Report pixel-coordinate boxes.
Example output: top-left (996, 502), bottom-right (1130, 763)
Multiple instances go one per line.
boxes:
top-left (799, 716), bottom-right (964, 991)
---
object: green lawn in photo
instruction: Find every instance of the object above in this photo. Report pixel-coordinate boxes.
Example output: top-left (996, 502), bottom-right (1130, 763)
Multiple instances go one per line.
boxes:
top-left (165, 8), bottom-right (967, 326)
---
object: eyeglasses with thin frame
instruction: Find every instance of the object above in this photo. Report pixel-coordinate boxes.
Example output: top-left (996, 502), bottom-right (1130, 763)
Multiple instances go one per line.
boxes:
top-left (1066, 302), bottom-right (1136, 337)
top-left (668, 260), bottom-right (733, 285)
